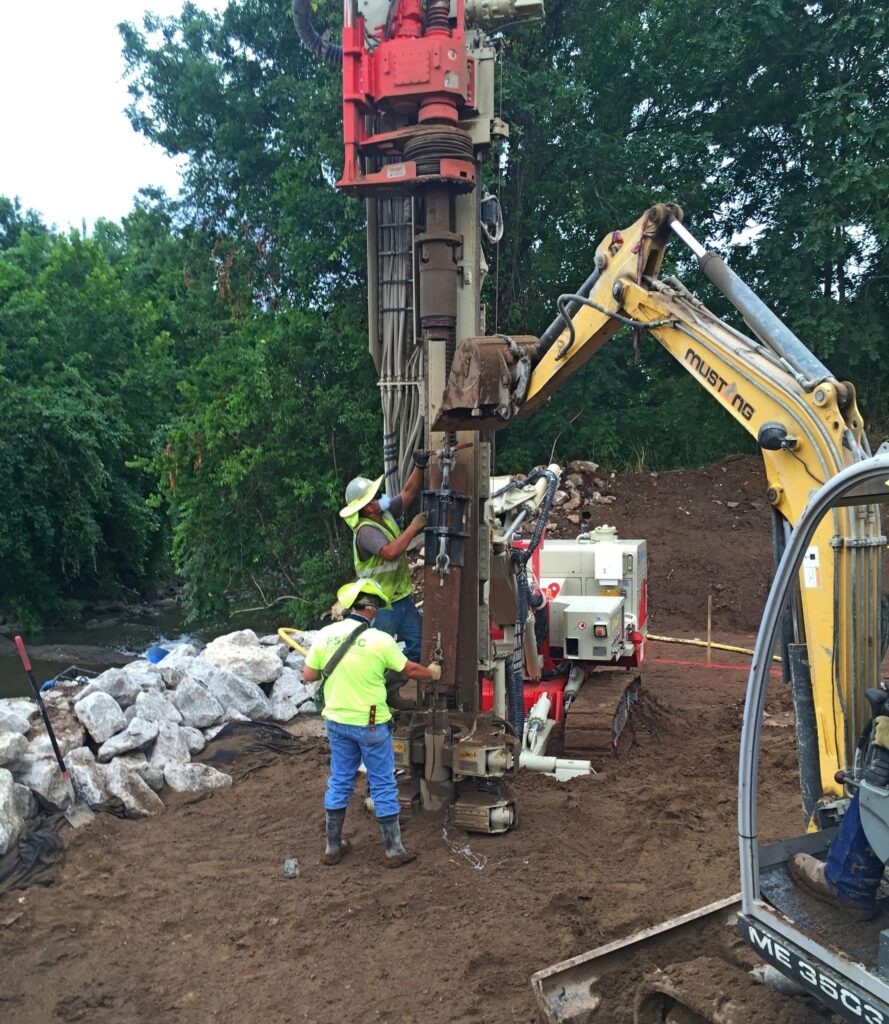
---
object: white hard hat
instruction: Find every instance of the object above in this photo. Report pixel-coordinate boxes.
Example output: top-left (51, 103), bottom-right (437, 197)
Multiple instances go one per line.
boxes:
top-left (339, 474), bottom-right (384, 519)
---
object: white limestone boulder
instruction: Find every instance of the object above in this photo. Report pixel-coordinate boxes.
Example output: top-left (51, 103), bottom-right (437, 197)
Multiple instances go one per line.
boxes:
top-left (97, 717), bottom-right (160, 762)
top-left (12, 781), bottom-right (36, 821)
top-left (172, 678), bottom-right (224, 729)
top-left (65, 747), bottom-right (108, 807)
top-left (133, 690), bottom-right (182, 725)
top-left (148, 722), bottom-right (191, 771)
top-left (75, 662), bottom-right (162, 706)
top-left (156, 643), bottom-right (200, 688)
top-left (284, 632), bottom-right (316, 671)
top-left (16, 757), bottom-right (70, 809)
top-left (188, 660), bottom-right (274, 721)
top-left (115, 752), bottom-right (165, 792)
top-left (284, 650), bottom-right (306, 675)
top-left (74, 691), bottom-right (128, 744)
top-left (202, 629), bottom-right (283, 685)
top-left (0, 698), bottom-right (39, 726)
top-left (0, 768), bottom-right (25, 855)
top-left (0, 707), bottom-right (32, 735)
top-left (164, 763), bottom-right (232, 793)
top-left (77, 668), bottom-right (142, 709)
top-left (103, 759), bottom-right (164, 817)
top-left (180, 726), bottom-right (206, 755)
top-left (269, 668), bottom-right (316, 722)
top-left (259, 634), bottom-right (290, 661)
top-left (0, 731), bottom-right (28, 766)
top-left (123, 660), bottom-right (165, 694)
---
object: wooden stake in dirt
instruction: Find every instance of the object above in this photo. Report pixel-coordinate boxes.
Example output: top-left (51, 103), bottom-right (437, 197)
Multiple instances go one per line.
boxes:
top-left (707, 593), bottom-right (713, 664)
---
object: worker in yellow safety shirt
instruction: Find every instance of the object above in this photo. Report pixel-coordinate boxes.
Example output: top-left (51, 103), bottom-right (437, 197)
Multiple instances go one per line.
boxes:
top-left (303, 578), bottom-right (441, 867)
top-left (339, 451), bottom-right (429, 663)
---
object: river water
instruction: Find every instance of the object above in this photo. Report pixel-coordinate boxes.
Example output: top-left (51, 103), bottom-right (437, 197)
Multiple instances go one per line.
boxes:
top-left (0, 610), bottom-right (219, 700)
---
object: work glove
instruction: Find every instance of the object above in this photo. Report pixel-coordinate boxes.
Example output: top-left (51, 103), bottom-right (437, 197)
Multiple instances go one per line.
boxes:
top-left (412, 450), bottom-right (430, 469)
top-left (426, 663), bottom-right (442, 682)
top-left (874, 716), bottom-right (889, 750)
top-left (409, 512), bottom-right (427, 534)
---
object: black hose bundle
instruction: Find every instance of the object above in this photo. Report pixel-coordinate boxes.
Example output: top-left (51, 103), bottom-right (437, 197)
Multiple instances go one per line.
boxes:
top-left (507, 467), bottom-right (559, 736)
top-left (292, 0), bottom-right (343, 66)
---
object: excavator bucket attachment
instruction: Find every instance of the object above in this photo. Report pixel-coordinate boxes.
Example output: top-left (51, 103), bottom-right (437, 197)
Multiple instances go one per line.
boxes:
top-left (531, 895), bottom-right (741, 1024)
top-left (433, 334), bottom-right (538, 432)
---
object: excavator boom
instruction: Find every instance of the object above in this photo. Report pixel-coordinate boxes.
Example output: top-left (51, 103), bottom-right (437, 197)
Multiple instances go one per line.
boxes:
top-left (440, 203), bottom-right (882, 818)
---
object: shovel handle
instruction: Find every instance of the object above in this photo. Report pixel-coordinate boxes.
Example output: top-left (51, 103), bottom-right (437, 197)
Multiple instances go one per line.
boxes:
top-left (14, 635), bottom-right (31, 672)
top-left (15, 635), bottom-right (69, 778)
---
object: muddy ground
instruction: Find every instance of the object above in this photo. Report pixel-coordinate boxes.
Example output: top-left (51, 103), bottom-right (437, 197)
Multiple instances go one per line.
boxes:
top-left (0, 457), bottom-right (814, 1024)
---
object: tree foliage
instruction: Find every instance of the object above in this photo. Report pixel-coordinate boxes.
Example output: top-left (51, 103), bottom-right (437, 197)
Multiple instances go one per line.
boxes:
top-left (492, 0), bottom-right (889, 469)
top-left (2, 0), bottom-right (887, 623)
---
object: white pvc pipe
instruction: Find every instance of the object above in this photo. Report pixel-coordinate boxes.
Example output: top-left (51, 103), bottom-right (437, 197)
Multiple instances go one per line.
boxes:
top-left (492, 658), bottom-right (507, 719)
top-left (520, 751), bottom-right (594, 781)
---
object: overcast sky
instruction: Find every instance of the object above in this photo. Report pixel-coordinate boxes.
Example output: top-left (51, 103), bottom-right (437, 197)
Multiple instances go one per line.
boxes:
top-left (1, 1), bottom-right (221, 231)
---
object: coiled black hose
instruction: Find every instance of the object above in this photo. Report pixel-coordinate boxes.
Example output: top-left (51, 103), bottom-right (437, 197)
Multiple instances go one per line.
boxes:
top-left (292, 0), bottom-right (343, 66)
top-left (507, 467), bottom-right (559, 736)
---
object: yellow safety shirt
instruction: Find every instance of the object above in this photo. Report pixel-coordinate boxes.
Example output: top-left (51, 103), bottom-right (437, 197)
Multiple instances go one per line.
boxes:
top-left (305, 618), bottom-right (408, 726)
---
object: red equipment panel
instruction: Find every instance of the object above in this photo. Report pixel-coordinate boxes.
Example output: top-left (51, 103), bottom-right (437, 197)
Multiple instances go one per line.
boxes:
top-left (481, 677), bottom-right (568, 724)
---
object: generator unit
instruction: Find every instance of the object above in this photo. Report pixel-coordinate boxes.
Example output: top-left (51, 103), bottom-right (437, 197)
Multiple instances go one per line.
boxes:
top-left (537, 525), bottom-right (647, 667)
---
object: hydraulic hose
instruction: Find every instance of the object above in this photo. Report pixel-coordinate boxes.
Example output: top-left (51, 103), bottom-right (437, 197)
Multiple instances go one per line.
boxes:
top-left (508, 467), bottom-right (559, 736)
top-left (535, 257), bottom-right (605, 359)
top-left (292, 0), bottom-right (343, 66)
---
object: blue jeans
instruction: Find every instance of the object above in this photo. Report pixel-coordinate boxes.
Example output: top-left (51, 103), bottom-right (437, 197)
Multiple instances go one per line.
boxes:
top-left (373, 595), bottom-right (422, 662)
top-left (825, 792), bottom-right (885, 906)
top-left (324, 719), bottom-right (400, 819)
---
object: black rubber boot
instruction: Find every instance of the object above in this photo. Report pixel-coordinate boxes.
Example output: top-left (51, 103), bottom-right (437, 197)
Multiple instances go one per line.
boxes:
top-left (377, 813), bottom-right (416, 868)
top-left (321, 808), bottom-right (350, 865)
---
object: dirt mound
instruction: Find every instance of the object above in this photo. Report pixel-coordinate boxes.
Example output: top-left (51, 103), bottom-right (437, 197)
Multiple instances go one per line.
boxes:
top-left (545, 454), bottom-right (774, 635)
top-left (0, 459), bottom-right (805, 1024)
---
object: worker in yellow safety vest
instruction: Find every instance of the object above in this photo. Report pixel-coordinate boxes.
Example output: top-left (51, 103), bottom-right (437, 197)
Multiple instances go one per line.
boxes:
top-left (304, 578), bottom-right (441, 867)
top-left (339, 451), bottom-right (428, 663)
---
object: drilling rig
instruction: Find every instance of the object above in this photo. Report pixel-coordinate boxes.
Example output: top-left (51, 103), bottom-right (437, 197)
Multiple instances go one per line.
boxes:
top-left (293, 0), bottom-right (553, 833)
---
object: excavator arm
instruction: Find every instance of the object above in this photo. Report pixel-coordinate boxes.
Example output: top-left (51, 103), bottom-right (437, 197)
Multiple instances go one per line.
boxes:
top-left (438, 203), bottom-right (884, 818)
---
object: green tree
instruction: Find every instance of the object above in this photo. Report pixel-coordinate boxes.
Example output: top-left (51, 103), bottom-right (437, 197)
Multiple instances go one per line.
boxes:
top-left (494, 0), bottom-right (889, 468)
top-left (0, 200), bottom-right (225, 623)
top-left (116, 0), bottom-right (889, 622)
top-left (119, 1), bottom-right (376, 620)
top-left (0, 365), bottom-right (155, 624)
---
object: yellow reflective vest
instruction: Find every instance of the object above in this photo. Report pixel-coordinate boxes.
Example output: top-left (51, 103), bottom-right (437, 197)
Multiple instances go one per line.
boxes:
top-left (351, 512), bottom-right (412, 603)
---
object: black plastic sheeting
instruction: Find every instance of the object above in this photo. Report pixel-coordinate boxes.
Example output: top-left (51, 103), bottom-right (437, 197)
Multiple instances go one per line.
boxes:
top-left (196, 720), bottom-right (321, 780)
top-left (0, 808), bottom-right (67, 895)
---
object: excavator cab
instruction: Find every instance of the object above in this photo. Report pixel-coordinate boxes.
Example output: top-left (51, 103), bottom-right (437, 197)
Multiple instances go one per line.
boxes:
top-left (533, 448), bottom-right (889, 1024)
top-left (737, 448), bottom-right (889, 1023)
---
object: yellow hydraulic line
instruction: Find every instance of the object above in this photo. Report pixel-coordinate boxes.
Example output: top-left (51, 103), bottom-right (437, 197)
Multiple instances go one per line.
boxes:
top-left (277, 627), bottom-right (308, 655)
top-left (648, 633), bottom-right (782, 663)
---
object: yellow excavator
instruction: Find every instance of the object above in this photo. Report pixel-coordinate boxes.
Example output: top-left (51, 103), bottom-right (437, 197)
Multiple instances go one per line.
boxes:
top-left (438, 204), bottom-right (889, 1021)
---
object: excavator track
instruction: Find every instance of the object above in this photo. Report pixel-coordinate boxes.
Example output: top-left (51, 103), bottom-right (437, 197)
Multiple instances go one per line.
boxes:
top-left (532, 896), bottom-right (833, 1024)
top-left (562, 671), bottom-right (641, 754)
top-left (634, 956), bottom-right (815, 1024)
